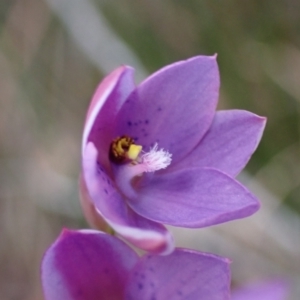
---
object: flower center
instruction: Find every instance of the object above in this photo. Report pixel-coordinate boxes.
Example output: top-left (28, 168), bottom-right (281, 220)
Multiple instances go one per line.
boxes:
top-left (109, 136), bottom-right (172, 172)
top-left (109, 136), bottom-right (142, 163)
top-left (110, 136), bottom-right (172, 199)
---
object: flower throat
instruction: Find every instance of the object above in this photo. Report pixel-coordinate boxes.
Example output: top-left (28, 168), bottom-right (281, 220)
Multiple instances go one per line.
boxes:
top-left (109, 135), bottom-right (172, 173)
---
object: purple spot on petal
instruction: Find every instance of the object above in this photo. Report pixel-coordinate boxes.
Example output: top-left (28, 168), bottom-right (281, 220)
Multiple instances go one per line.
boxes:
top-left (97, 163), bottom-right (104, 173)
top-left (150, 282), bottom-right (155, 288)
top-left (127, 121), bottom-right (132, 126)
top-left (157, 107), bottom-right (162, 112)
top-left (145, 119), bottom-right (149, 124)
top-left (76, 290), bottom-right (83, 297)
top-left (177, 290), bottom-right (183, 296)
top-left (104, 189), bottom-right (108, 194)
top-left (138, 282), bottom-right (143, 290)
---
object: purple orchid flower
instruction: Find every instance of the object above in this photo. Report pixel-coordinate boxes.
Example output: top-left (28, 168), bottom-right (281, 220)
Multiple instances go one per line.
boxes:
top-left (80, 55), bottom-right (266, 254)
top-left (232, 279), bottom-right (289, 300)
top-left (41, 229), bottom-right (231, 300)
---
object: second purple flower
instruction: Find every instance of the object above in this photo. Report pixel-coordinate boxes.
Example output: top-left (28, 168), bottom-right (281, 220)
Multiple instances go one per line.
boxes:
top-left (81, 55), bottom-right (266, 254)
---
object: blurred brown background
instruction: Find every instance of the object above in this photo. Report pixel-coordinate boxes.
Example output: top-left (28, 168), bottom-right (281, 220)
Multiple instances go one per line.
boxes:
top-left (1, 0), bottom-right (300, 299)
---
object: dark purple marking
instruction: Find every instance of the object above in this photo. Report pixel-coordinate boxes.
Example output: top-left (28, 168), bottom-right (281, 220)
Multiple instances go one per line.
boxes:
top-left (138, 283), bottom-right (143, 290)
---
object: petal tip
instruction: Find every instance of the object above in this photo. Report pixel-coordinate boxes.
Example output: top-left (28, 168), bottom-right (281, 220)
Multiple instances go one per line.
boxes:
top-left (240, 196), bottom-right (261, 219)
top-left (257, 114), bottom-right (267, 127)
top-left (188, 54), bottom-right (219, 65)
top-left (60, 227), bottom-right (72, 238)
top-left (261, 116), bottom-right (267, 128)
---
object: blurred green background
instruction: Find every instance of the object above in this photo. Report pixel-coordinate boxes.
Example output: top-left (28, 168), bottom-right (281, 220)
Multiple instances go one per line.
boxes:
top-left (0, 0), bottom-right (299, 299)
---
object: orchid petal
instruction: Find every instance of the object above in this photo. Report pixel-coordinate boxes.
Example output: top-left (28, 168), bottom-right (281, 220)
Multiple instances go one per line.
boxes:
top-left (82, 142), bottom-right (174, 254)
top-left (232, 279), bottom-right (289, 300)
top-left (125, 249), bottom-right (231, 300)
top-left (115, 55), bottom-right (219, 163)
top-left (173, 110), bottom-right (266, 177)
top-left (79, 175), bottom-right (112, 232)
top-left (82, 66), bottom-right (135, 169)
top-left (129, 168), bottom-right (259, 227)
top-left (41, 229), bottom-right (138, 300)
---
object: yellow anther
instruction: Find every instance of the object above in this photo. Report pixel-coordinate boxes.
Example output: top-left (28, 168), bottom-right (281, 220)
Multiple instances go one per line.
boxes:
top-left (109, 135), bottom-right (142, 164)
top-left (127, 144), bottom-right (142, 160)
